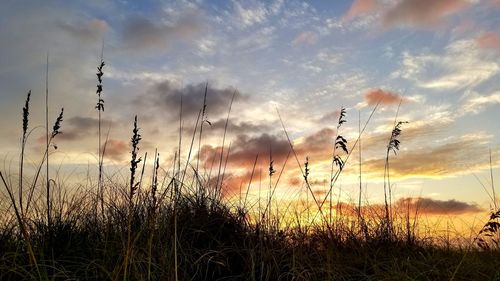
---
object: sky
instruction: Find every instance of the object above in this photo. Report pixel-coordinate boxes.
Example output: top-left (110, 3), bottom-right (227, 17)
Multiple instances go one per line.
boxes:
top-left (1, 0), bottom-right (500, 231)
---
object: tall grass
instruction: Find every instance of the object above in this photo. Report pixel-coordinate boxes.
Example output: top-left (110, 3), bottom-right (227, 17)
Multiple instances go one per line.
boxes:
top-left (96, 53), bottom-right (105, 222)
top-left (0, 62), bottom-right (499, 281)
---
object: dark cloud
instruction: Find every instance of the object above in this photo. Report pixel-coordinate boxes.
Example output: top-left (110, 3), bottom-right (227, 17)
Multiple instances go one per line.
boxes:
top-left (56, 19), bottom-right (108, 44)
top-left (200, 126), bottom-right (341, 172)
top-left (200, 133), bottom-right (290, 169)
top-left (139, 80), bottom-right (245, 120)
top-left (121, 13), bottom-right (202, 51)
top-left (208, 119), bottom-right (273, 136)
top-left (306, 197), bottom-right (482, 218)
top-left (298, 128), bottom-right (335, 157)
top-left (57, 116), bottom-right (112, 142)
top-left (383, 0), bottom-right (469, 28)
top-left (395, 197), bottom-right (483, 215)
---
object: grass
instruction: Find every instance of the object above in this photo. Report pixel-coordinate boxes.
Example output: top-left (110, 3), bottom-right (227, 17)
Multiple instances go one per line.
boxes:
top-left (0, 59), bottom-right (499, 280)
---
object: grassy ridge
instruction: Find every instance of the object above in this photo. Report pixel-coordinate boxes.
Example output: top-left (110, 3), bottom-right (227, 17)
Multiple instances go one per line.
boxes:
top-left (1, 188), bottom-right (500, 280)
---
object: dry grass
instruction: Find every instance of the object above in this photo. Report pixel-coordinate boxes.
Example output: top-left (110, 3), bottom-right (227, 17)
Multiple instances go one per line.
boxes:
top-left (0, 64), bottom-right (499, 281)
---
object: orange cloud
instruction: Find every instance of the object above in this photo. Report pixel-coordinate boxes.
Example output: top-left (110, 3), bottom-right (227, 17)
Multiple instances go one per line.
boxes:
top-left (476, 32), bottom-right (500, 49)
top-left (364, 89), bottom-right (404, 106)
top-left (383, 0), bottom-right (469, 27)
top-left (343, 0), bottom-right (377, 21)
top-left (105, 139), bottom-right (128, 161)
top-left (199, 127), bottom-right (340, 195)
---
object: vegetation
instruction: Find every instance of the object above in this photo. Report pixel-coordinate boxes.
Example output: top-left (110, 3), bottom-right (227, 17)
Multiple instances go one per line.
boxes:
top-left (0, 59), bottom-right (499, 281)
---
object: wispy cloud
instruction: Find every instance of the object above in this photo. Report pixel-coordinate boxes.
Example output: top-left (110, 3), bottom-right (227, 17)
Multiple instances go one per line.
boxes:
top-left (382, 0), bottom-right (470, 28)
top-left (232, 0), bottom-right (282, 28)
top-left (393, 40), bottom-right (499, 90)
top-left (343, 0), bottom-right (377, 22)
top-left (291, 31), bottom-right (318, 47)
top-left (462, 91), bottom-right (500, 114)
top-left (56, 18), bottom-right (108, 44)
top-left (476, 31), bottom-right (500, 49)
top-left (362, 137), bottom-right (497, 179)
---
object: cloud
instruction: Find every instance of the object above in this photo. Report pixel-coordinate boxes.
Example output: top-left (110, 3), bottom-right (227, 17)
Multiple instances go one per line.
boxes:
top-left (208, 119), bottom-right (273, 136)
top-left (56, 18), bottom-right (108, 44)
top-left (462, 91), bottom-right (500, 114)
top-left (291, 31), bottom-right (318, 47)
top-left (364, 89), bottom-right (405, 106)
top-left (57, 116), bottom-right (112, 142)
top-left (395, 197), bottom-right (483, 215)
top-left (317, 109), bottom-right (341, 123)
top-left (393, 40), bottom-right (499, 90)
top-left (198, 127), bottom-right (343, 194)
top-left (198, 133), bottom-right (290, 195)
top-left (234, 1), bottom-right (269, 27)
top-left (362, 138), bottom-right (497, 179)
top-left (476, 32), bottom-right (500, 49)
top-left (300, 197), bottom-right (482, 217)
top-left (297, 128), bottom-right (336, 158)
top-left (236, 26), bottom-right (276, 52)
top-left (233, 0), bottom-right (283, 28)
top-left (137, 80), bottom-right (244, 120)
top-left (121, 13), bottom-right (202, 51)
top-left (200, 133), bottom-right (290, 169)
top-left (104, 139), bottom-right (128, 161)
top-left (199, 127), bottom-right (333, 167)
top-left (383, 0), bottom-right (470, 28)
top-left (343, 0), bottom-right (377, 22)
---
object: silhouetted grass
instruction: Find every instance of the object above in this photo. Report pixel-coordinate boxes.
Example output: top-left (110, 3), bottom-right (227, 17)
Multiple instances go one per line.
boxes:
top-left (0, 69), bottom-right (499, 281)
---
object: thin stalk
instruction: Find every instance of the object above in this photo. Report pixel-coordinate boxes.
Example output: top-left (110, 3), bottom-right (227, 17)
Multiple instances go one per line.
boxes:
top-left (216, 91), bottom-right (236, 200)
top-left (96, 44), bottom-right (105, 223)
top-left (19, 90), bottom-right (31, 217)
top-left (45, 53), bottom-right (51, 236)
top-left (219, 142), bottom-right (232, 198)
top-left (124, 116), bottom-right (141, 281)
top-left (243, 154), bottom-right (259, 210)
top-left (490, 148), bottom-right (497, 209)
top-left (261, 150), bottom-right (291, 224)
top-left (175, 94), bottom-right (182, 281)
top-left (384, 99), bottom-right (403, 232)
top-left (180, 109), bottom-right (202, 186)
top-left (276, 108), bottom-right (331, 230)
top-left (358, 110), bottom-right (362, 220)
top-left (196, 83), bottom-right (208, 193)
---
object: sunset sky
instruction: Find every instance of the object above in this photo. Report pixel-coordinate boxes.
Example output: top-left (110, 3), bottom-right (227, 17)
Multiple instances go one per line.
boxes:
top-left (0, 0), bottom-right (499, 225)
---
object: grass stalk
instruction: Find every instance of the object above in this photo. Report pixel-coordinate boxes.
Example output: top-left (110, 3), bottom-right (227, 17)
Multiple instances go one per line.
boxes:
top-left (19, 90), bottom-right (31, 217)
